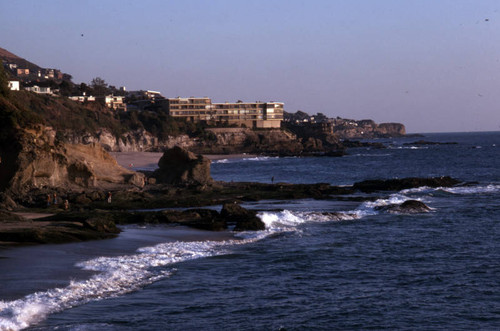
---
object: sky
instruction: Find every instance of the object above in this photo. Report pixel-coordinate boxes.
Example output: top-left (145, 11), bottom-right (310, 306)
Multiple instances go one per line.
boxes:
top-left (1, 0), bottom-right (499, 133)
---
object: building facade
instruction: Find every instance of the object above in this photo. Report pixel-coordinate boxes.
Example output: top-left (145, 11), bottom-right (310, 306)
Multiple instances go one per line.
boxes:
top-left (8, 80), bottom-right (20, 91)
top-left (164, 97), bottom-right (283, 128)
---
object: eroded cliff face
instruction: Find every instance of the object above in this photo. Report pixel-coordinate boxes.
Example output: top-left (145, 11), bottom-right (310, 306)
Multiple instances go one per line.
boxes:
top-left (334, 121), bottom-right (406, 139)
top-left (0, 125), bottom-right (145, 195)
top-left (191, 128), bottom-right (305, 155)
top-left (62, 129), bottom-right (196, 152)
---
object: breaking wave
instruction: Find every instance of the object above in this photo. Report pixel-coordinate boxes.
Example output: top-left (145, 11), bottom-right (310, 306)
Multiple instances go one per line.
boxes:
top-left (2, 181), bottom-right (497, 330)
top-left (213, 156), bottom-right (277, 164)
top-left (440, 184), bottom-right (500, 195)
top-left (0, 238), bottom-right (256, 331)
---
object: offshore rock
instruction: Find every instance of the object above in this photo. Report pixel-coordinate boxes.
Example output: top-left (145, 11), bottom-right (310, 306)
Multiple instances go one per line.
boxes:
top-left (153, 146), bottom-right (212, 185)
top-left (220, 202), bottom-right (265, 231)
top-left (376, 200), bottom-right (432, 214)
top-left (353, 176), bottom-right (461, 193)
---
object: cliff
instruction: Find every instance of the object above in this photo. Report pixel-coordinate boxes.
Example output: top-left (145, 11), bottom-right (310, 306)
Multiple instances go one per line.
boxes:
top-left (331, 119), bottom-right (406, 139)
top-left (0, 124), bottom-right (145, 196)
top-left (284, 112), bottom-right (406, 139)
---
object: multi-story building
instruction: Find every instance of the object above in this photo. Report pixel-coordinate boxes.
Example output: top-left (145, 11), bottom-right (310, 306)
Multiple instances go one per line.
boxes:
top-left (98, 95), bottom-right (127, 111)
top-left (164, 97), bottom-right (283, 128)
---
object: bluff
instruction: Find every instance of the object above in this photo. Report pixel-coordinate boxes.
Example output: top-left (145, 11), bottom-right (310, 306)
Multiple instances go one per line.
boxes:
top-left (0, 124), bottom-right (145, 197)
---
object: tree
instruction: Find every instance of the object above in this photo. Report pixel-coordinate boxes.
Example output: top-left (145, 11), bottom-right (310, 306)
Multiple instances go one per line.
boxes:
top-left (90, 77), bottom-right (109, 96)
top-left (0, 65), bottom-right (9, 97)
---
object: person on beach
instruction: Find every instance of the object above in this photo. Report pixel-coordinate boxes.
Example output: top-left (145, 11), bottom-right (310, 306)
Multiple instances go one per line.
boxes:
top-left (53, 193), bottom-right (58, 205)
top-left (64, 199), bottom-right (69, 210)
top-left (107, 192), bottom-right (112, 203)
top-left (46, 194), bottom-right (52, 207)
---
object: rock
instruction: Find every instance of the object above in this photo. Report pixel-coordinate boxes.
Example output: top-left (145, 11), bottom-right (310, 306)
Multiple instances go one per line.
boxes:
top-left (126, 172), bottom-right (146, 188)
top-left (153, 146), bottom-right (212, 185)
top-left (376, 200), bottom-right (432, 214)
top-left (83, 217), bottom-right (120, 234)
top-left (353, 176), bottom-right (461, 193)
top-left (220, 202), bottom-right (265, 231)
top-left (0, 192), bottom-right (17, 210)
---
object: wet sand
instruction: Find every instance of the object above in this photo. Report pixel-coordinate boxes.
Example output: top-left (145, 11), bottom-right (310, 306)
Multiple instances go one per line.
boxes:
top-left (110, 152), bottom-right (257, 170)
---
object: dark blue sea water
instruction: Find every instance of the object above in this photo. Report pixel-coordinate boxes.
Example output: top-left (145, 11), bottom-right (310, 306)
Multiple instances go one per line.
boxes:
top-left (0, 132), bottom-right (499, 330)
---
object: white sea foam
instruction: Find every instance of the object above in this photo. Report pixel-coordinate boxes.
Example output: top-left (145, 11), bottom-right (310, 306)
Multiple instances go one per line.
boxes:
top-left (213, 156), bottom-right (275, 164)
top-left (0, 239), bottom-right (254, 331)
top-left (351, 194), bottom-right (424, 217)
top-left (351, 153), bottom-right (393, 157)
top-left (440, 184), bottom-right (500, 195)
top-left (242, 156), bottom-right (276, 162)
top-left (388, 146), bottom-right (428, 150)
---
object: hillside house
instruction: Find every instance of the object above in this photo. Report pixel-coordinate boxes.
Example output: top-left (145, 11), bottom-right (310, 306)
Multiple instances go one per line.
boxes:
top-left (25, 85), bottom-right (54, 95)
top-left (8, 80), bottom-right (20, 91)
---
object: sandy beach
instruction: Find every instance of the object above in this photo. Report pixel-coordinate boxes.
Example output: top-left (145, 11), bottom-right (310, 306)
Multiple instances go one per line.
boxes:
top-left (110, 152), bottom-right (257, 170)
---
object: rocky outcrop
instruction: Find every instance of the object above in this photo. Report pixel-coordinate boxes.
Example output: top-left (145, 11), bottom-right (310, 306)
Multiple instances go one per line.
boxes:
top-left (152, 146), bottom-right (212, 185)
top-left (190, 128), bottom-right (305, 155)
top-left (353, 176), bottom-right (460, 193)
top-left (0, 124), bottom-right (145, 196)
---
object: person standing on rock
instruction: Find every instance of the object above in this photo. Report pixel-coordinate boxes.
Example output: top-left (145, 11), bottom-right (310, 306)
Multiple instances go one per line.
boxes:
top-left (64, 199), bottom-right (69, 210)
top-left (53, 193), bottom-right (59, 206)
top-left (107, 192), bottom-right (112, 203)
top-left (46, 194), bottom-right (52, 207)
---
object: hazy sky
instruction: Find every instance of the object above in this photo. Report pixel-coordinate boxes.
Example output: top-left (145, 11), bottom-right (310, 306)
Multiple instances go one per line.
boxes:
top-left (1, 0), bottom-right (499, 133)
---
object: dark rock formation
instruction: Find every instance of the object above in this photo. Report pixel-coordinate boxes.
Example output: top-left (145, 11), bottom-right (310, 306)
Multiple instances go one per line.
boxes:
top-left (353, 176), bottom-right (461, 193)
top-left (376, 200), bottom-right (432, 214)
top-left (220, 202), bottom-right (265, 231)
top-left (153, 146), bottom-right (212, 185)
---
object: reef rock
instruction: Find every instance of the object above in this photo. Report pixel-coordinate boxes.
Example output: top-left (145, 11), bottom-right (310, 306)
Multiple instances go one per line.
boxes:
top-left (153, 146), bottom-right (212, 185)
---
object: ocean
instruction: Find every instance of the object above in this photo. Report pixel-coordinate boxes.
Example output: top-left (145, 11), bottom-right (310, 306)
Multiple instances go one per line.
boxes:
top-left (0, 132), bottom-right (499, 330)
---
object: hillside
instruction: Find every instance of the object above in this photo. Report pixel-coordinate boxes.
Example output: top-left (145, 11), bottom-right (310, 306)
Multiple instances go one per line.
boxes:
top-left (0, 47), bottom-right (41, 72)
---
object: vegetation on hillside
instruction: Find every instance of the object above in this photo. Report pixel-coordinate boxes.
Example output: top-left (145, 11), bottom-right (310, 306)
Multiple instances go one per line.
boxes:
top-left (0, 90), bottom-right (213, 141)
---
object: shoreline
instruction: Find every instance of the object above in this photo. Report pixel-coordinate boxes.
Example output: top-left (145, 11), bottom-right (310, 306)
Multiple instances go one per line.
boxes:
top-left (0, 224), bottom-right (236, 300)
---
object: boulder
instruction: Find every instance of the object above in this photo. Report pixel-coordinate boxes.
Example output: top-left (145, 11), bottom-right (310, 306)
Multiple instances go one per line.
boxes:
top-left (220, 202), bottom-right (265, 231)
top-left (153, 146), bottom-right (212, 185)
